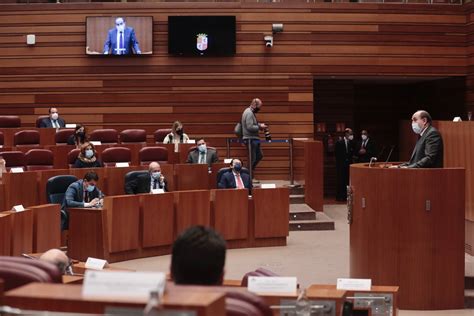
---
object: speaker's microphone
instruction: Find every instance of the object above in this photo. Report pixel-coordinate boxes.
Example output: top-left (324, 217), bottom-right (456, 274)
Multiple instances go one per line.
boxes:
top-left (369, 157), bottom-right (377, 168)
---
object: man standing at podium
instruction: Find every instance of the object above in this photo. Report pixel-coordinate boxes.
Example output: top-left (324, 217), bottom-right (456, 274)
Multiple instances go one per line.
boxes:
top-left (103, 17), bottom-right (141, 55)
top-left (335, 128), bottom-right (355, 201)
top-left (399, 110), bottom-right (443, 168)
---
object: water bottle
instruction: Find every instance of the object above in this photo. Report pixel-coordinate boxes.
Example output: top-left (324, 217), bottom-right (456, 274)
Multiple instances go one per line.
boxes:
top-left (143, 290), bottom-right (160, 316)
top-left (295, 289), bottom-right (311, 316)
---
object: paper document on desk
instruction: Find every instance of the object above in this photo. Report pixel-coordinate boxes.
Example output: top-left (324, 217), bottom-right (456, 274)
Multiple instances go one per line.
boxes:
top-left (82, 270), bottom-right (166, 300)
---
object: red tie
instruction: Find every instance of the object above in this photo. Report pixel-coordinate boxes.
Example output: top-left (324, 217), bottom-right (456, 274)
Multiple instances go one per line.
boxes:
top-left (236, 174), bottom-right (244, 189)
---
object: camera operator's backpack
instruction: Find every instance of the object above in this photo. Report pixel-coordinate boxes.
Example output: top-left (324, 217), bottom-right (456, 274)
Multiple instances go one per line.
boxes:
top-left (234, 122), bottom-right (243, 138)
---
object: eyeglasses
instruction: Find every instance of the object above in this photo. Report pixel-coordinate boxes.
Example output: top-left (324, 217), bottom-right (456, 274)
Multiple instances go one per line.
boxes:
top-left (116, 22), bottom-right (124, 26)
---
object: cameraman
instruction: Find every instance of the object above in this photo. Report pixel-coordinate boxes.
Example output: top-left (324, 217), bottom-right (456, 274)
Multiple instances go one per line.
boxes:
top-left (241, 98), bottom-right (267, 174)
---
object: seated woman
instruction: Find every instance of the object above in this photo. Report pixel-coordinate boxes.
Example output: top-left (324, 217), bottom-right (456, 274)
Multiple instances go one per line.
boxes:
top-left (73, 142), bottom-right (103, 168)
top-left (67, 124), bottom-right (88, 148)
top-left (163, 120), bottom-right (190, 144)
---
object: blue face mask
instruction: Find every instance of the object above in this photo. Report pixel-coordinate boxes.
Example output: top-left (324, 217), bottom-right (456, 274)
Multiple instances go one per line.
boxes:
top-left (198, 144), bottom-right (207, 153)
top-left (151, 172), bottom-right (161, 180)
top-left (85, 149), bottom-right (94, 159)
top-left (86, 184), bottom-right (95, 192)
top-left (233, 163), bottom-right (242, 172)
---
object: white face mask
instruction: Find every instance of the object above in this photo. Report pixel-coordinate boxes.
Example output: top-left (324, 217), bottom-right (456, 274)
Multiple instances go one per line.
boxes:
top-left (361, 135), bottom-right (368, 141)
top-left (51, 113), bottom-right (59, 120)
top-left (116, 24), bottom-right (125, 33)
top-left (412, 122), bottom-right (422, 134)
top-left (348, 135), bottom-right (354, 141)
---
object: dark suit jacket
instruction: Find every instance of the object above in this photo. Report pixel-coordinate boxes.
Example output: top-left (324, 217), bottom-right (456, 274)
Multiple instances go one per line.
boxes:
top-left (186, 148), bottom-right (219, 166)
top-left (218, 171), bottom-right (252, 190)
top-left (335, 138), bottom-right (355, 166)
top-left (62, 179), bottom-right (103, 211)
top-left (356, 138), bottom-right (376, 163)
top-left (125, 173), bottom-right (168, 194)
top-left (402, 125), bottom-right (444, 168)
top-left (103, 27), bottom-right (141, 55)
top-left (39, 117), bottom-right (66, 128)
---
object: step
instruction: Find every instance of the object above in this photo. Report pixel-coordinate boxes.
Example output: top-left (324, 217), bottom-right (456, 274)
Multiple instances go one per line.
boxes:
top-left (289, 185), bottom-right (304, 195)
top-left (466, 276), bottom-right (474, 290)
top-left (289, 212), bottom-right (335, 231)
top-left (290, 194), bottom-right (305, 204)
top-left (289, 209), bottom-right (316, 221)
top-left (465, 289), bottom-right (474, 308)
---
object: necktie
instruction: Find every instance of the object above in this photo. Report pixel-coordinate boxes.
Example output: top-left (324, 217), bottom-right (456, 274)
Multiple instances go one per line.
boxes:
top-left (153, 179), bottom-right (157, 189)
top-left (345, 139), bottom-right (348, 153)
top-left (199, 153), bottom-right (205, 164)
top-left (236, 174), bottom-right (244, 189)
top-left (119, 31), bottom-right (124, 55)
top-left (53, 120), bottom-right (58, 128)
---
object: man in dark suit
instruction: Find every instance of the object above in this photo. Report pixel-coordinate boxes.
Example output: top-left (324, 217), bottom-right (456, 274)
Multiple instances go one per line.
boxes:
top-left (399, 110), bottom-right (443, 168)
top-left (62, 171), bottom-right (103, 230)
top-left (186, 138), bottom-right (219, 167)
top-left (103, 17), bottom-right (141, 55)
top-left (335, 128), bottom-right (355, 201)
top-left (217, 158), bottom-right (252, 190)
top-left (356, 129), bottom-right (376, 163)
top-left (39, 107), bottom-right (66, 128)
top-left (125, 161), bottom-right (168, 194)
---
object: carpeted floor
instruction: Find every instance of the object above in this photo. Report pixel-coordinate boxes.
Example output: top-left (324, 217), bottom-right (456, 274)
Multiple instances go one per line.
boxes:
top-left (114, 204), bottom-right (474, 315)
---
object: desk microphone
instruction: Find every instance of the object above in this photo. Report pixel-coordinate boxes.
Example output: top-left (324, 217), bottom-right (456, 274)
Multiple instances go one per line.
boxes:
top-left (369, 157), bottom-right (377, 167)
top-left (383, 145), bottom-right (395, 168)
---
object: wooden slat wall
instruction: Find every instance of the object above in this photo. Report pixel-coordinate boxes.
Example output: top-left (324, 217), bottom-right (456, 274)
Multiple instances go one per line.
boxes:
top-left (0, 2), bottom-right (468, 179)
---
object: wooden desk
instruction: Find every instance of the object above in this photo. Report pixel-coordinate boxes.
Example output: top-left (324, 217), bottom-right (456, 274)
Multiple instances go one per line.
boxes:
top-left (350, 164), bottom-right (464, 310)
top-left (0, 212), bottom-right (12, 256)
top-left (161, 163), bottom-right (174, 192)
top-left (140, 193), bottom-right (174, 249)
top-left (28, 204), bottom-right (60, 253)
top-left (253, 188), bottom-right (289, 239)
top-left (1, 210), bottom-right (33, 256)
top-left (209, 162), bottom-right (227, 189)
top-left (175, 190), bottom-right (211, 235)
top-left (44, 144), bottom-right (75, 169)
top-left (175, 163), bottom-right (209, 191)
top-left (4, 283), bottom-right (226, 316)
top-left (104, 165), bottom-right (147, 196)
top-left (2, 171), bottom-right (39, 210)
top-left (178, 143), bottom-right (197, 163)
top-left (212, 189), bottom-right (248, 240)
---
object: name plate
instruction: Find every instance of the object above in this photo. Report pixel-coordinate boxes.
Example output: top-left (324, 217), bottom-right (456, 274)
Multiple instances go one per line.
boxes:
top-left (82, 270), bottom-right (166, 299)
top-left (151, 188), bottom-right (164, 194)
top-left (187, 139), bottom-right (196, 144)
top-left (12, 204), bottom-right (25, 212)
top-left (260, 183), bottom-right (276, 189)
top-left (65, 124), bottom-right (77, 128)
top-left (90, 141), bottom-right (101, 146)
top-left (248, 276), bottom-right (297, 295)
top-left (337, 278), bottom-right (372, 291)
top-left (115, 162), bottom-right (130, 168)
top-left (85, 257), bottom-right (108, 270)
top-left (10, 167), bottom-right (24, 173)
top-left (224, 158), bottom-right (232, 164)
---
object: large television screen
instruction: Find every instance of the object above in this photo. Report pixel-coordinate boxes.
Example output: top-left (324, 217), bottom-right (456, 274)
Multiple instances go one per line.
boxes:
top-left (86, 16), bottom-right (153, 56)
top-left (168, 16), bottom-right (236, 56)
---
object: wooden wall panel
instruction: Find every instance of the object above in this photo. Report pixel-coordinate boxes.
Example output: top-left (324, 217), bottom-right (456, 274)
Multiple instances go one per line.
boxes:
top-left (0, 2), bottom-right (469, 179)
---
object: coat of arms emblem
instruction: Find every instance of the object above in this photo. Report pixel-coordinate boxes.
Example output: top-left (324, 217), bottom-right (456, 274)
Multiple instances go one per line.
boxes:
top-left (196, 33), bottom-right (208, 51)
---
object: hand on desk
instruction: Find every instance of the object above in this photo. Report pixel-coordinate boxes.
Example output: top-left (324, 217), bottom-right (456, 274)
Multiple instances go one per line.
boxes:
top-left (84, 198), bottom-right (99, 208)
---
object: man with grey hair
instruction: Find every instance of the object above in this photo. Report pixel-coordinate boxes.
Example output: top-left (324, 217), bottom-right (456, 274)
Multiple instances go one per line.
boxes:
top-left (39, 249), bottom-right (72, 275)
top-left (241, 98), bottom-right (267, 173)
top-left (398, 110), bottom-right (443, 168)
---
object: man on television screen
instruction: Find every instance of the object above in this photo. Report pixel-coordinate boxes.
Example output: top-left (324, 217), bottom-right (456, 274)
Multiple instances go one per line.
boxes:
top-left (103, 17), bottom-right (141, 55)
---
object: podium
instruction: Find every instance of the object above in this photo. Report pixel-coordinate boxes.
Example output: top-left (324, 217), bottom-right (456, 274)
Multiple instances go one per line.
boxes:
top-left (349, 163), bottom-right (465, 310)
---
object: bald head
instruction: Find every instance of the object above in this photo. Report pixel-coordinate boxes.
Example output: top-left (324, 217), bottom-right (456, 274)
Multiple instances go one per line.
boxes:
top-left (148, 162), bottom-right (161, 173)
top-left (39, 249), bottom-right (70, 274)
top-left (412, 110), bottom-right (432, 124)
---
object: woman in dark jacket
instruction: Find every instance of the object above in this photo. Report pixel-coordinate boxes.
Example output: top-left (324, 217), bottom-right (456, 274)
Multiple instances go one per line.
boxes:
top-left (73, 142), bottom-right (103, 168)
top-left (67, 124), bottom-right (88, 148)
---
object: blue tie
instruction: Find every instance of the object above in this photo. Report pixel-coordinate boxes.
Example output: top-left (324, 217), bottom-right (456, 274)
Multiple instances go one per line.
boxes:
top-left (119, 31), bottom-right (124, 55)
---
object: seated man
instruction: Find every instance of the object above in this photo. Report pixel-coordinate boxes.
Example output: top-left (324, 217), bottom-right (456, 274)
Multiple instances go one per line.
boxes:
top-left (39, 107), bottom-right (66, 128)
top-left (171, 226), bottom-right (273, 316)
top-left (125, 161), bottom-right (168, 194)
top-left (39, 248), bottom-right (72, 275)
top-left (61, 171), bottom-right (103, 229)
top-left (186, 138), bottom-right (219, 166)
top-left (218, 158), bottom-right (252, 190)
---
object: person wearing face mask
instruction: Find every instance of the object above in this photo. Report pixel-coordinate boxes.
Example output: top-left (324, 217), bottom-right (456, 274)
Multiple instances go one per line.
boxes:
top-left (125, 161), bottom-right (168, 194)
top-left (163, 121), bottom-right (190, 152)
top-left (62, 171), bottom-right (104, 230)
top-left (67, 124), bottom-right (88, 147)
top-left (218, 158), bottom-right (252, 191)
top-left (397, 110), bottom-right (443, 168)
top-left (73, 142), bottom-right (103, 168)
top-left (335, 128), bottom-right (355, 201)
top-left (103, 17), bottom-right (141, 55)
top-left (39, 107), bottom-right (66, 128)
top-left (241, 98), bottom-right (266, 176)
top-left (186, 138), bottom-right (219, 166)
top-left (356, 129), bottom-right (376, 163)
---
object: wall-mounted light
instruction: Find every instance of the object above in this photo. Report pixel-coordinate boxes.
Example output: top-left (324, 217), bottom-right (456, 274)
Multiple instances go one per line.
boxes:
top-left (26, 34), bottom-right (36, 46)
top-left (264, 35), bottom-right (273, 48)
top-left (272, 23), bottom-right (284, 33)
